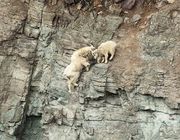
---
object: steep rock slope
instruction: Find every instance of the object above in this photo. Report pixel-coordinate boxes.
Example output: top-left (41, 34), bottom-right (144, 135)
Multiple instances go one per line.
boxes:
top-left (0, 0), bottom-right (180, 140)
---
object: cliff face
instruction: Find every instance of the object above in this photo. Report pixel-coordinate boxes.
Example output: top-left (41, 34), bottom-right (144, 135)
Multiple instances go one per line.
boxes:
top-left (0, 0), bottom-right (180, 140)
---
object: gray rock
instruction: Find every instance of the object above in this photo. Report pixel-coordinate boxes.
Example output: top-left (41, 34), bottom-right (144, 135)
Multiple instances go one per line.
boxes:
top-left (1, 0), bottom-right (180, 140)
top-left (131, 14), bottom-right (142, 23)
top-left (122, 0), bottom-right (136, 10)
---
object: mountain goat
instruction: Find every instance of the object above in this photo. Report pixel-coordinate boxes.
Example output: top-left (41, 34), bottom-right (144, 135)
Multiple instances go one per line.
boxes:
top-left (71, 45), bottom-right (95, 62)
top-left (92, 41), bottom-right (117, 63)
top-left (63, 45), bottom-right (95, 93)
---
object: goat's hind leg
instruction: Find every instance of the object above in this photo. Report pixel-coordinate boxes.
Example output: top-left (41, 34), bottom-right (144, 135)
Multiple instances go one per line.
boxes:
top-left (72, 72), bottom-right (80, 87)
top-left (67, 76), bottom-right (75, 93)
top-left (67, 80), bottom-right (72, 93)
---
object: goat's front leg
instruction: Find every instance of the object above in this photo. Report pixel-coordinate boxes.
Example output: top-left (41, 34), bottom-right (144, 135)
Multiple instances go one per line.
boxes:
top-left (97, 57), bottom-right (101, 63)
top-left (109, 51), bottom-right (115, 60)
top-left (104, 53), bottom-right (109, 63)
top-left (101, 57), bottom-right (105, 63)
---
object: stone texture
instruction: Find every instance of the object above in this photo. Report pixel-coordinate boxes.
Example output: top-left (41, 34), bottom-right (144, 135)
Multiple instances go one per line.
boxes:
top-left (0, 0), bottom-right (180, 140)
top-left (131, 14), bottom-right (142, 23)
top-left (0, 0), bottom-right (27, 42)
top-left (122, 0), bottom-right (136, 10)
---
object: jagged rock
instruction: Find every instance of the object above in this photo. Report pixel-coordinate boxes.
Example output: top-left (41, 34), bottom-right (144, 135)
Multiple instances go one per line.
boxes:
top-left (1, 0), bottom-right (180, 140)
top-left (106, 75), bottom-right (119, 94)
top-left (64, 0), bottom-right (80, 5)
top-left (21, 116), bottom-right (44, 140)
top-left (114, 0), bottom-right (123, 3)
top-left (122, 0), bottom-right (136, 10)
top-left (0, 34), bottom-right (37, 138)
top-left (106, 94), bottom-right (121, 106)
top-left (131, 14), bottom-right (142, 23)
top-left (0, 0), bottom-right (27, 42)
top-left (84, 108), bottom-right (104, 121)
top-left (44, 125), bottom-right (79, 140)
top-left (109, 4), bottom-right (122, 15)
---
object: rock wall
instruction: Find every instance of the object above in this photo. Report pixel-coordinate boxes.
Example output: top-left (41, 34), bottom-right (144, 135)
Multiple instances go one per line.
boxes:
top-left (0, 0), bottom-right (180, 140)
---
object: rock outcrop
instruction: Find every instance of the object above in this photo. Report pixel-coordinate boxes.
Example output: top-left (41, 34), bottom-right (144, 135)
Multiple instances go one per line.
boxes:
top-left (0, 0), bottom-right (180, 140)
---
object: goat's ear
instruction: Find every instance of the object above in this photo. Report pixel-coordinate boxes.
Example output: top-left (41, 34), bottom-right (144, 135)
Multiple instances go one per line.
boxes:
top-left (90, 45), bottom-right (95, 50)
